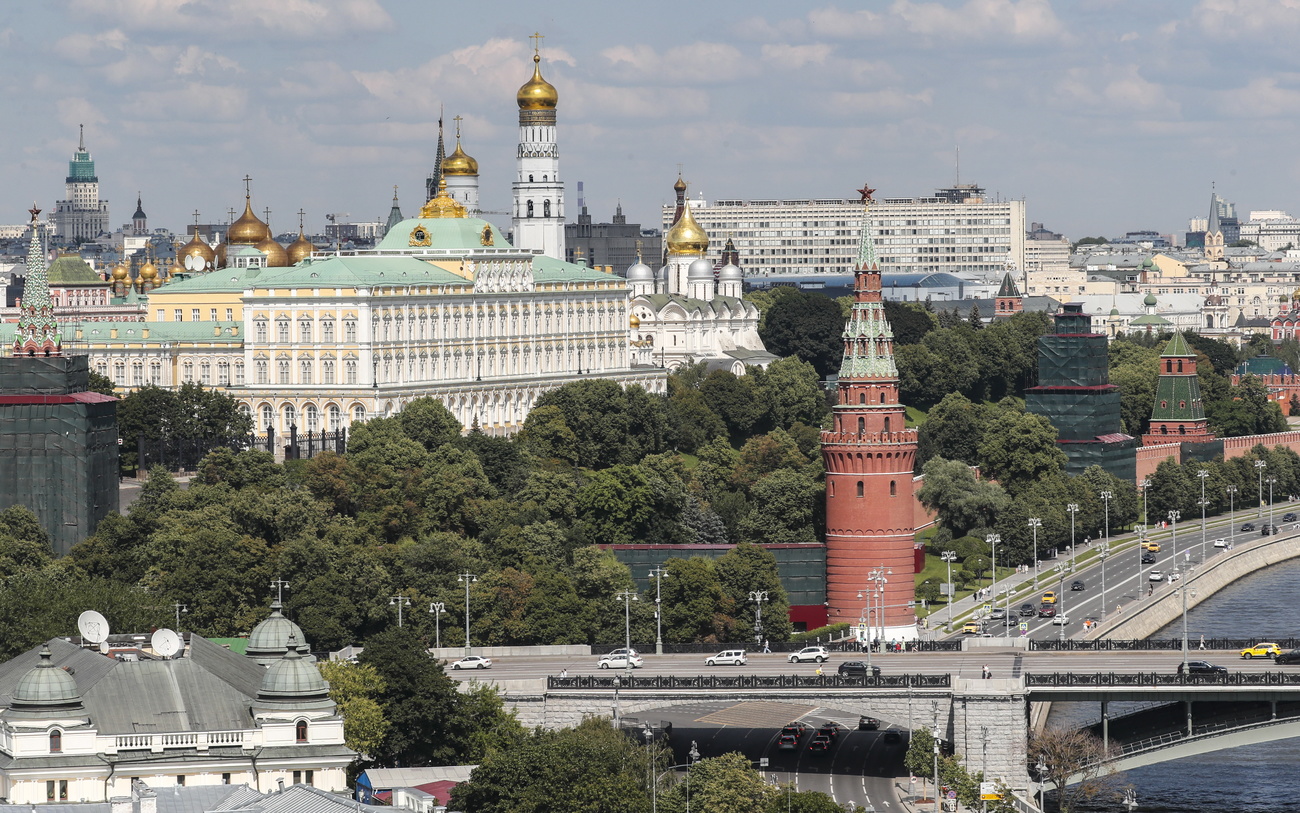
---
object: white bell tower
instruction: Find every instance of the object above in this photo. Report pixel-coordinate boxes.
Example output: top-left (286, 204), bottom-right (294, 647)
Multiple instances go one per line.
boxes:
top-left (511, 33), bottom-right (565, 260)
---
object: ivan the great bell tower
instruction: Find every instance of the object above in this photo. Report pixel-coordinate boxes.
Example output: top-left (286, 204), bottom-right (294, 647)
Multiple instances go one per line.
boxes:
top-left (820, 186), bottom-right (919, 641)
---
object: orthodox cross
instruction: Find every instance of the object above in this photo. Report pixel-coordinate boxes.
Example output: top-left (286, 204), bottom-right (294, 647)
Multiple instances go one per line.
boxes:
top-left (243, 175), bottom-right (252, 199)
top-left (530, 31), bottom-right (544, 55)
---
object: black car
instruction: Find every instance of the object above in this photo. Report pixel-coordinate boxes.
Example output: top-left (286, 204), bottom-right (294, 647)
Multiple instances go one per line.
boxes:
top-left (1241, 522), bottom-right (1256, 532)
top-left (1018, 603), bottom-right (1036, 618)
top-left (1070, 580), bottom-right (1085, 591)
top-left (1182, 660), bottom-right (1228, 675)
top-left (1284, 513), bottom-right (1297, 522)
top-left (882, 729), bottom-right (902, 744)
top-left (858, 715), bottom-right (880, 731)
top-left (1141, 552), bottom-right (1156, 564)
top-left (818, 722), bottom-right (843, 740)
top-left (1261, 524), bottom-right (1279, 536)
top-left (838, 661), bottom-right (881, 677)
top-left (1276, 649), bottom-right (1300, 665)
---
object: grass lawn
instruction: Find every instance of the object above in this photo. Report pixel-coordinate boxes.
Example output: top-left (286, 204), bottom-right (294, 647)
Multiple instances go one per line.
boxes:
top-left (677, 452), bottom-right (699, 470)
top-left (904, 405), bottom-right (928, 427)
top-left (914, 551), bottom-right (1015, 619)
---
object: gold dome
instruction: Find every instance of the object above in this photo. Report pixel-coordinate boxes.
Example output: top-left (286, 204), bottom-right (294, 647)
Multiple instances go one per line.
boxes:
top-left (517, 54), bottom-right (558, 110)
top-left (111, 262), bottom-right (128, 281)
top-left (629, 313), bottom-right (641, 329)
top-left (179, 232), bottom-right (216, 271)
top-left (215, 240), bottom-right (228, 268)
top-left (666, 200), bottom-right (709, 256)
top-left (287, 230), bottom-right (314, 265)
top-left (228, 199), bottom-right (271, 245)
top-left (139, 258), bottom-right (157, 280)
top-left (442, 140), bottom-right (478, 176)
top-left (419, 177), bottom-right (467, 219)
top-left (673, 175), bottom-right (687, 193)
top-left (257, 235), bottom-right (290, 267)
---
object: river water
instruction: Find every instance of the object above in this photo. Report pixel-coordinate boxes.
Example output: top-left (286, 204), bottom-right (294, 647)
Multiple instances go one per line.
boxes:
top-left (1049, 558), bottom-right (1300, 812)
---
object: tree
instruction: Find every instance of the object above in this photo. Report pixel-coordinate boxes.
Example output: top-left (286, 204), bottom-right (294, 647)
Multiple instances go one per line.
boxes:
top-left (87, 370), bottom-right (116, 395)
top-left (715, 541), bottom-right (793, 641)
top-left (317, 660), bottom-right (390, 758)
top-left (758, 290), bottom-right (845, 378)
top-left (1029, 727), bottom-right (1122, 812)
top-left (397, 396), bottom-right (463, 451)
top-left (883, 299), bottom-right (938, 345)
top-left (751, 356), bottom-right (829, 431)
top-left (976, 405), bottom-right (1067, 494)
top-left (656, 752), bottom-right (778, 813)
top-left (916, 458), bottom-right (1009, 538)
top-left (917, 393), bottom-right (988, 468)
top-left (359, 625), bottom-right (468, 766)
top-left (739, 468), bottom-right (820, 546)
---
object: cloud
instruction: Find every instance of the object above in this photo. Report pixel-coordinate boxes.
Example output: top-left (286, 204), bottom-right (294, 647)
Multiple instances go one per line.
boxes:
top-left (599, 42), bottom-right (753, 84)
top-left (119, 83), bottom-right (250, 122)
top-left (56, 97), bottom-right (108, 131)
top-left (808, 0), bottom-right (1066, 43)
top-left (760, 43), bottom-right (834, 69)
top-left (65, 0), bottom-right (393, 39)
top-left (175, 46), bottom-right (242, 77)
top-left (1053, 64), bottom-right (1178, 115)
top-left (1213, 76), bottom-right (1300, 119)
top-left (1192, 0), bottom-right (1300, 38)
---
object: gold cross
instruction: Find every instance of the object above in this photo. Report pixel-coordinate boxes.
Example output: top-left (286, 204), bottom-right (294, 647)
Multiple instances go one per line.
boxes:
top-left (243, 175), bottom-right (252, 198)
top-left (453, 114), bottom-right (463, 138)
top-left (298, 209), bottom-right (306, 231)
top-left (530, 31), bottom-right (544, 55)
top-left (193, 210), bottom-right (201, 226)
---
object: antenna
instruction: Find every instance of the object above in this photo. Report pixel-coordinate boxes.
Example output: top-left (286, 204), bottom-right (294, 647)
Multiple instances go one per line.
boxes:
top-left (77, 610), bottom-right (110, 645)
top-left (955, 145), bottom-right (960, 187)
top-left (152, 628), bottom-right (182, 658)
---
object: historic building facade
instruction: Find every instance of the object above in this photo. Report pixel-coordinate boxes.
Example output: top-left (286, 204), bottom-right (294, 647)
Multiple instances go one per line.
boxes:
top-left (51, 126), bottom-right (110, 241)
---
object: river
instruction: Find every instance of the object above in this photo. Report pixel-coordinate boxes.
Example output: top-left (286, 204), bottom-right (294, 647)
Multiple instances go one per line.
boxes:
top-left (1048, 557), bottom-right (1300, 812)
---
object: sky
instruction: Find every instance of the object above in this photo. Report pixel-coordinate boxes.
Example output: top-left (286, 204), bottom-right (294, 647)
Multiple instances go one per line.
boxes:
top-left (4, 0), bottom-right (1300, 243)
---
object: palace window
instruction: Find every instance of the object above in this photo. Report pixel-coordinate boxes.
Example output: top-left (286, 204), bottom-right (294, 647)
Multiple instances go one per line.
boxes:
top-left (322, 320), bottom-right (335, 342)
top-left (353, 405), bottom-right (366, 423)
top-left (200, 362), bottom-right (211, 384)
top-left (323, 359), bottom-right (335, 384)
top-left (296, 720), bottom-right (308, 743)
top-left (300, 320), bottom-right (313, 343)
top-left (345, 360), bottom-right (358, 384)
top-left (261, 405), bottom-right (274, 429)
top-left (255, 320), bottom-right (268, 342)
top-left (344, 320), bottom-right (356, 342)
top-left (300, 358), bottom-right (313, 384)
top-left (234, 362), bottom-right (245, 385)
top-left (277, 319), bottom-right (290, 343)
top-left (256, 360), bottom-right (269, 384)
top-left (50, 730), bottom-right (61, 753)
top-left (182, 362), bottom-right (194, 383)
top-left (278, 360), bottom-right (290, 384)
top-left (328, 404), bottom-right (341, 429)
top-left (305, 405), bottom-right (320, 431)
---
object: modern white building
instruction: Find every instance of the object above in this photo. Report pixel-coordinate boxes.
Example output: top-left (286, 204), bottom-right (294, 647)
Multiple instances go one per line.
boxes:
top-left (666, 184), bottom-right (1025, 282)
top-left (51, 127), bottom-right (110, 242)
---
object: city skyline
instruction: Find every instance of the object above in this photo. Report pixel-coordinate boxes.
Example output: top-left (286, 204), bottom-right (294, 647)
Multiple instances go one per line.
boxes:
top-left (2, 0), bottom-right (1298, 242)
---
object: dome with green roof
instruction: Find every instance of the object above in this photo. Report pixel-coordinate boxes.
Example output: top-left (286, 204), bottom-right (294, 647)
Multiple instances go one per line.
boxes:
top-left (257, 634), bottom-right (331, 707)
top-left (376, 215), bottom-right (508, 252)
top-left (246, 601), bottom-right (311, 667)
top-left (11, 646), bottom-right (83, 711)
top-left (1143, 292), bottom-right (1157, 307)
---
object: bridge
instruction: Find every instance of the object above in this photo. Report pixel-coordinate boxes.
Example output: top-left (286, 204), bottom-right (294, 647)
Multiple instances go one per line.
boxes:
top-left (495, 671), bottom-right (1300, 785)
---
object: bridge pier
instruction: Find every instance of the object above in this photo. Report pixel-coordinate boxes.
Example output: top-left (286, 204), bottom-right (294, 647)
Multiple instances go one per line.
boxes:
top-left (950, 678), bottom-right (1029, 788)
top-left (1102, 700), bottom-right (1109, 753)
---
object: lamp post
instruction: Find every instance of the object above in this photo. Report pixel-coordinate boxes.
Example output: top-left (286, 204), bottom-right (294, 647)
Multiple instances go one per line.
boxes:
top-left (1197, 469), bottom-right (1209, 564)
top-left (940, 551), bottom-right (958, 630)
top-left (868, 566), bottom-right (891, 644)
top-left (1179, 560), bottom-right (1197, 673)
top-left (1140, 478), bottom-right (1151, 526)
top-left (856, 590), bottom-right (875, 672)
top-left (1066, 503), bottom-right (1079, 570)
top-left (173, 602), bottom-right (188, 630)
top-left (650, 566), bottom-right (669, 655)
top-left (1098, 547), bottom-right (1109, 619)
top-left (1028, 518), bottom-right (1041, 589)
top-left (615, 589), bottom-right (638, 677)
top-left (1055, 561), bottom-right (1073, 641)
top-left (1267, 476), bottom-right (1277, 532)
top-left (932, 737), bottom-right (941, 813)
top-left (686, 741), bottom-right (700, 813)
top-left (1226, 485), bottom-right (1238, 548)
top-left (1256, 459), bottom-right (1266, 519)
top-left (429, 602), bottom-right (446, 648)
top-left (1100, 491), bottom-right (1112, 542)
top-left (1167, 510), bottom-right (1180, 561)
top-left (388, 594), bottom-right (410, 627)
top-left (1036, 758), bottom-right (1049, 811)
top-left (748, 590), bottom-right (768, 649)
top-left (985, 533), bottom-right (1001, 635)
top-left (1134, 523), bottom-right (1147, 591)
top-left (458, 572), bottom-right (477, 655)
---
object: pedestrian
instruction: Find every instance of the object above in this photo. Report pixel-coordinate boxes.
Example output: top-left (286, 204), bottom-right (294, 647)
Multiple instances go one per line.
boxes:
top-left (981, 664), bottom-right (990, 679)
top-left (872, 636), bottom-right (880, 652)
top-left (1199, 634), bottom-right (1206, 650)
top-left (1148, 583), bottom-right (1154, 597)
top-left (816, 665), bottom-right (824, 677)
top-left (763, 638), bottom-right (771, 654)
top-left (889, 638), bottom-right (896, 653)
top-left (560, 668), bottom-right (568, 679)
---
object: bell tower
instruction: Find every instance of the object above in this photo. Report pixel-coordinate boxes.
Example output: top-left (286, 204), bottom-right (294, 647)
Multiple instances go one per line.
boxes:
top-left (820, 185), bottom-right (919, 640)
top-left (511, 33), bottom-right (565, 259)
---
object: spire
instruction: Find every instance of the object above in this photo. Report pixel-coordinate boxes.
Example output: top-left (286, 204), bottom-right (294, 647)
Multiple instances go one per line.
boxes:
top-left (427, 110), bottom-right (446, 202)
top-left (838, 186), bottom-right (895, 380)
top-left (78, 123), bottom-right (84, 152)
top-left (854, 183), bottom-right (878, 270)
top-left (13, 204), bottom-right (62, 356)
top-left (1207, 189), bottom-right (1222, 237)
top-left (385, 185), bottom-right (404, 235)
top-left (996, 272), bottom-right (1021, 298)
top-left (672, 171), bottom-right (687, 226)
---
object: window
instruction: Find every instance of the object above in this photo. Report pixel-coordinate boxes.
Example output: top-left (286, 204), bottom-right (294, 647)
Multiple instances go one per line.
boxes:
top-left (131, 362), bottom-right (143, 386)
top-left (322, 320), bottom-right (335, 342)
top-left (296, 719), bottom-right (308, 743)
top-left (261, 405), bottom-right (274, 430)
top-left (353, 405), bottom-right (366, 423)
top-left (890, 480), bottom-right (897, 497)
top-left (50, 730), bottom-right (62, 753)
top-left (300, 358), bottom-right (313, 384)
top-left (284, 404), bottom-right (298, 431)
top-left (235, 362), bottom-right (245, 385)
top-left (277, 319), bottom-right (290, 343)
top-left (222, 773), bottom-right (231, 785)
top-left (217, 361), bottom-right (229, 385)
top-left (305, 404), bottom-right (319, 431)
top-left (544, 199), bottom-right (551, 217)
top-left (883, 416), bottom-right (891, 433)
top-left (856, 481), bottom-right (864, 497)
top-left (226, 309), bottom-right (234, 322)
top-left (255, 320), bottom-right (268, 342)
top-left (200, 362), bottom-right (211, 385)
top-left (191, 309), bottom-right (200, 322)
top-left (278, 360), bottom-right (291, 384)
top-left (210, 308), bottom-right (218, 321)
top-left (859, 392), bottom-right (866, 404)
top-left (150, 362), bottom-right (161, 385)
top-left (174, 309), bottom-right (183, 322)
top-left (256, 360), bottom-right (269, 384)
top-left (47, 781), bottom-right (67, 801)
top-left (293, 771), bottom-right (302, 785)
top-left (345, 360), bottom-right (358, 384)
top-left (299, 320), bottom-right (312, 343)
top-left (344, 320), bottom-right (356, 342)
top-left (328, 405), bottom-right (341, 429)
top-left (857, 417), bottom-right (865, 433)
top-left (323, 359), bottom-right (335, 384)
top-left (527, 199), bottom-right (534, 218)
top-left (177, 775), bottom-right (185, 787)
top-left (182, 362), bottom-right (194, 383)
top-left (306, 771), bottom-right (314, 787)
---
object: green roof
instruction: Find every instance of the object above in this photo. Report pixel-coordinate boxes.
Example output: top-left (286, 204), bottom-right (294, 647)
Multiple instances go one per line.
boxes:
top-left (1150, 371), bottom-right (1205, 421)
top-left (1236, 355), bottom-right (1291, 377)
top-left (46, 256), bottom-right (102, 284)
top-left (1160, 332), bottom-right (1193, 357)
top-left (996, 272), bottom-right (1021, 298)
top-left (531, 253), bottom-right (624, 284)
top-left (376, 215), bottom-right (508, 252)
top-left (0, 321), bottom-right (245, 346)
top-left (149, 264), bottom-right (279, 295)
top-left (1129, 313), bottom-right (1172, 326)
top-left (254, 255), bottom-right (470, 288)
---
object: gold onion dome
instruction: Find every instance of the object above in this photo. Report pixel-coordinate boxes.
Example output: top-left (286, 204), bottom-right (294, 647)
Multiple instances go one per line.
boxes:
top-left (674, 175), bottom-right (687, 193)
top-left (629, 313), bottom-right (641, 329)
top-left (139, 258), bottom-right (157, 280)
top-left (287, 230), bottom-right (314, 265)
top-left (442, 140), bottom-right (478, 176)
top-left (666, 200), bottom-right (709, 256)
top-left (228, 199), bottom-right (271, 244)
top-left (216, 240), bottom-right (228, 268)
top-left (257, 234), bottom-right (289, 267)
top-left (180, 232), bottom-right (216, 270)
top-left (111, 262), bottom-right (128, 281)
top-left (517, 54), bottom-right (558, 110)
top-left (419, 178), bottom-right (467, 219)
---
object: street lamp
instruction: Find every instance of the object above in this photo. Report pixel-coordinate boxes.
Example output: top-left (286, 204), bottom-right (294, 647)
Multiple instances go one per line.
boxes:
top-left (1256, 459), bottom-right (1267, 519)
top-left (1066, 503), bottom-right (1079, 565)
top-left (388, 594), bottom-right (410, 627)
top-left (650, 566), bottom-right (669, 655)
top-left (1167, 510), bottom-right (1180, 561)
top-left (933, 737), bottom-right (941, 813)
top-left (868, 566), bottom-right (891, 644)
top-left (1226, 485), bottom-right (1238, 549)
top-left (615, 589), bottom-right (638, 676)
top-left (856, 590), bottom-right (876, 672)
top-left (1036, 757), bottom-right (1049, 811)
top-left (1267, 476), bottom-right (1277, 532)
top-left (985, 533), bottom-right (1002, 636)
top-left (1135, 524), bottom-right (1148, 596)
top-left (458, 572), bottom-right (477, 655)
top-left (1028, 518), bottom-right (1041, 589)
top-left (1055, 561), bottom-right (1074, 642)
top-left (1098, 547), bottom-right (1109, 619)
top-left (1140, 478), bottom-right (1151, 526)
top-left (686, 741), bottom-right (700, 813)
top-left (1179, 560), bottom-right (1197, 673)
top-left (429, 602), bottom-right (446, 648)
top-left (173, 602), bottom-right (188, 630)
top-left (748, 590), bottom-right (768, 649)
top-left (940, 551), bottom-right (958, 630)
top-left (1197, 469), bottom-right (1209, 564)
top-left (1100, 491), bottom-right (1112, 542)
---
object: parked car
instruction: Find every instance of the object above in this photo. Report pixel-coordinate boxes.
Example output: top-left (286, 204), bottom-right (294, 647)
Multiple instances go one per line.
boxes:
top-left (706, 649), bottom-right (747, 666)
top-left (1070, 580), bottom-right (1085, 591)
top-left (1212, 538), bottom-right (1228, 548)
top-left (1037, 604), bottom-right (1057, 618)
top-left (1141, 552), bottom-right (1156, 564)
top-left (1041, 591), bottom-right (1057, 604)
top-left (1241, 643), bottom-right (1283, 659)
top-left (1143, 540), bottom-right (1161, 552)
top-left (807, 735), bottom-right (831, 754)
top-left (777, 733), bottom-right (799, 750)
top-left (838, 661), bottom-right (882, 677)
top-left (1183, 660), bottom-right (1227, 675)
top-left (788, 646), bottom-right (830, 664)
top-left (1284, 512), bottom-right (1297, 522)
top-left (1241, 522), bottom-right (1256, 532)
top-left (1018, 603), bottom-right (1037, 618)
top-left (818, 722), bottom-right (844, 740)
top-left (1275, 649), bottom-right (1300, 665)
top-left (858, 715), bottom-right (880, 731)
top-left (961, 622), bottom-right (984, 635)
top-left (1148, 571), bottom-right (1165, 582)
top-left (598, 651), bottom-right (644, 669)
top-left (451, 655), bottom-right (492, 670)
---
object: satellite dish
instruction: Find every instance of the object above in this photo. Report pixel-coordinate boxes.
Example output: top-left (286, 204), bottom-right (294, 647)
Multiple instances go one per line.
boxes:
top-left (78, 610), bottom-right (110, 645)
top-left (184, 254), bottom-right (196, 271)
top-left (99, 641), bottom-right (111, 655)
top-left (151, 628), bottom-right (182, 658)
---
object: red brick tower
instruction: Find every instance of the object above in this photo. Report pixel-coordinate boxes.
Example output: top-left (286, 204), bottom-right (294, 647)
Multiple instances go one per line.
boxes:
top-left (820, 186), bottom-right (919, 640)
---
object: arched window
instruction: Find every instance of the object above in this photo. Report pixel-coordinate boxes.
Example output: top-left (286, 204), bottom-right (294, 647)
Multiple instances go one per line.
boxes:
top-left (880, 393), bottom-right (886, 403)
top-left (890, 480), bottom-right (897, 497)
top-left (1177, 360), bottom-right (1184, 373)
top-left (1179, 425), bottom-right (1186, 435)
top-left (328, 404), bottom-right (342, 430)
top-left (883, 416), bottom-right (891, 433)
top-left (353, 405), bottom-right (367, 423)
top-left (296, 720), bottom-right (308, 743)
top-left (49, 730), bottom-right (61, 753)
top-left (1161, 425), bottom-right (1168, 434)
top-left (529, 174), bottom-right (534, 182)
top-left (527, 200), bottom-right (534, 218)
top-left (857, 417), bottom-right (865, 434)
top-left (859, 393), bottom-right (866, 404)
top-left (856, 481), bottom-right (864, 498)
top-left (1161, 401), bottom-right (1167, 409)
top-left (261, 405), bottom-right (274, 430)
top-left (544, 200), bottom-right (551, 217)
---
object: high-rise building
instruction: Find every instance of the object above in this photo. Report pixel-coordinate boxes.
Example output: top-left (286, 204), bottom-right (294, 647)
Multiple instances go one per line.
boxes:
top-left (51, 125), bottom-right (110, 241)
top-left (511, 38), bottom-right (565, 260)
top-left (664, 184), bottom-right (1025, 280)
top-left (564, 197), bottom-right (661, 274)
top-left (820, 191), bottom-right (919, 641)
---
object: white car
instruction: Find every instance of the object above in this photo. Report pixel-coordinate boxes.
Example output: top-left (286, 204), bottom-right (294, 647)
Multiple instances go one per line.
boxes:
top-left (788, 646), bottom-right (830, 664)
top-left (1213, 538), bottom-right (1229, 548)
top-left (1051, 615), bottom-right (1070, 626)
top-left (598, 651), bottom-right (644, 669)
top-left (452, 655), bottom-right (492, 670)
top-left (1149, 571), bottom-right (1164, 582)
top-left (706, 649), bottom-right (748, 666)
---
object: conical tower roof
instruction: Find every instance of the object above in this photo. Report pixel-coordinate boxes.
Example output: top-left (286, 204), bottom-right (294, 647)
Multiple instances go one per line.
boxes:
top-left (996, 272), bottom-right (1021, 298)
top-left (13, 204), bottom-right (61, 356)
top-left (838, 192), bottom-right (896, 380)
top-left (1161, 332), bottom-right (1193, 358)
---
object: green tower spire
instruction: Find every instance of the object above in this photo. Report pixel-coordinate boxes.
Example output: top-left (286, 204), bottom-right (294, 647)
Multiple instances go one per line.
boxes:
top-left (1150, 333), bottom-right (1204, 422)
top-left (13, 204), bottom-right (62, 356)
top-left (838, 188), bottom-right (896, 380)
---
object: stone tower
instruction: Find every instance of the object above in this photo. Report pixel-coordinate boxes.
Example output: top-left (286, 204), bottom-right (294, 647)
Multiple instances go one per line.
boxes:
top-left (1143, 332), bottom-right (1214, 445)
top-left (820, 188), bottom-right (919, 641)
top-left (993, 271), bottom-right (1023, 318)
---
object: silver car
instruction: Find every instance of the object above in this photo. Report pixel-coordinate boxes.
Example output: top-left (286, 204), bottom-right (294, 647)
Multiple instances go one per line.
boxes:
top-left (706, 649), bottom-right (747, 666)
top-left (788, 646), bottom-right (829, 663)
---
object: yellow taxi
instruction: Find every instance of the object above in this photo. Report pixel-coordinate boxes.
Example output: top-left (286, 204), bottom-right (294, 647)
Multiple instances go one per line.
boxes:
top-left (1143, 540), bottom-right (1161, 552)
top-left (1041, 591), bottom-right (1057, 605)
top-left (1241, 642), bottom-right (1283, 659)
top-left (961, 622), bottom-right (984, 635)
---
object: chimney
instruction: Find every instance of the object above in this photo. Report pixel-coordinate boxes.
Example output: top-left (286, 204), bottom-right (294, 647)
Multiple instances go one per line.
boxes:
top-left (111, 797), bottom-right (132, 813)
top-left (214, 325), bottom-right (221, 336)
top-left (142, 327), bottom-right (150, 339)
top-left (276, 778), bottom-right (285, 793)
top-left (110, 328), bottom-right (118, 339)
top-left (138, 789), bottom-right (156, 813)
top-left (231, 325), bottom-right (239, 336)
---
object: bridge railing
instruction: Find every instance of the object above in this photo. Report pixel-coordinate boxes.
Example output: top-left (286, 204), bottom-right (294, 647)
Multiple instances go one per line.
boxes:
top-left (547, 674), bottom-right (953, 691)
top-left (1105, 707), bottom-right (1300, 761)
top-left (1026, 672), bottom-right (1300, 687)
top-left (592, 640), bottom-right (963, 654)
top-left (1029, 637), bottom-right (1300, 652)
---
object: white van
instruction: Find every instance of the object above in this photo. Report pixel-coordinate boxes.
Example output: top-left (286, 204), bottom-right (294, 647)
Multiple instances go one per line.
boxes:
top-left (706, 649), bottom-right (748, 666)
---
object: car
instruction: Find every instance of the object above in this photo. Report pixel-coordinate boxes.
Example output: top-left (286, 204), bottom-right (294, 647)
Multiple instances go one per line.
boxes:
top-left (1037, 604), bottom-right (1057, 618)
top-left (1284, 513), bottom-right (1297, 522)
top-left (1241, 522), bottom-right (1256, 532)
top-left (1070, 580), bottom-right (1085, 591)
top-left (961, 621), bottom-right (984, 635)
top-left (1051, 615), bottom-right (1070, 626)
top-left (838, 661), bottom-right (882, 677)
top-left (1018, 603), bottom-right (1037, 618)
top-left (1041, 591), bottom-right (1057, 604)
top-left (788, 646), bottom-right (830, 664)
top-left (1183, 660), bottom-right (1227, 675)
top-left (598, 651), bottom-right (644, 669)
top-left (706, 649), bottom-right (747, 666)
top-left (781, 722), bottom-right (812, 738)
top-left (807, 735), bottom-right (831, 754)
top-left (818, 722), bottom-right (844, 740)
top-left (1275, 649), bottom-right (1300, 665)
top-left (777, 733), bottom-right (799, 750)
top-left (1241, 643), bottom-right (1283, 659)
top-left (1141, 552), bottom-right (1156, 564)
top-left (1148, 571), bottom-right (1165, 582)
top-left (1261, 524), bottom-right (1279, 536)
top-left (987, 607), bottom-right (1007, 621)
top-left (858, 715), bottom-right (880, 731)
top-left (1213, 538), bottom-right (1228, 548)
top-left (452, 655), bottom-right (492, 670)
top-left (882, 729), bottom-right (902, 744)
top-left (1143, 540), bottom-right (1162, 552)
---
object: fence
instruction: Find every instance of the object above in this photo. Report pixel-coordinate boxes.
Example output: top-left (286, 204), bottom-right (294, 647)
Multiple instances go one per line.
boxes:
top-left (592, 640), bottom-right (962, 655)
top-left (135, 426), bottom-right (346, 473)
top-left (1029, 637), bottom-right (1300, 652)
top-left (547, 673), bottom-right (953, 691)
top-left (1024, 671), bottom-right (1300, 687)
